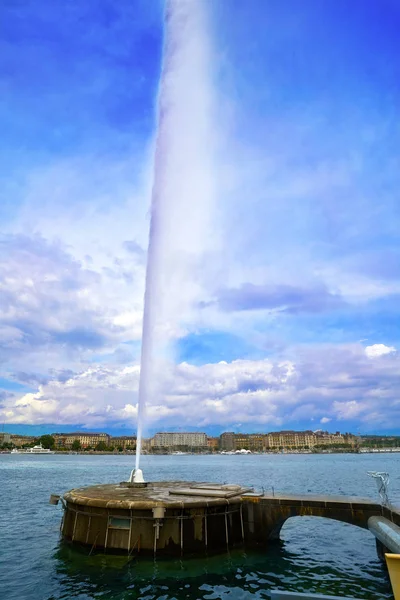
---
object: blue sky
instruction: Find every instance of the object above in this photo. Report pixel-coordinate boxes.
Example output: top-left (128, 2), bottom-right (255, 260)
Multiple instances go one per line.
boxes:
top-left (1, 0), bottom-right (400, 437)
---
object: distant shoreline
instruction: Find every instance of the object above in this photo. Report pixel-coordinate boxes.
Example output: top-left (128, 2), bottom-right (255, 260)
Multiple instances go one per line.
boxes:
top-left (3, 448), bottom-right (400, 456)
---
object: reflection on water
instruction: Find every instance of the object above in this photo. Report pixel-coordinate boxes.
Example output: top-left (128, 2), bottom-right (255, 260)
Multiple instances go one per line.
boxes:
top-left (0, 454), bottom-right (396, 600)
top-left (52, 520), bottom-right (391, 600)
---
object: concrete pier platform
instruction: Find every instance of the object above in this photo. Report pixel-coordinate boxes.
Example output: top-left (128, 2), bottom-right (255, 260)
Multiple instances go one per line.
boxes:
top-left (59, 481), bottom-right (400, 557)
top-left (61, 481), bottom-right (250, 555)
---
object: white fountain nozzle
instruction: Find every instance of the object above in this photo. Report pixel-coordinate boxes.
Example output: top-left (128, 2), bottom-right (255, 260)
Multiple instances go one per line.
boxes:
top-left (131, 468), bottom-right (145, 484)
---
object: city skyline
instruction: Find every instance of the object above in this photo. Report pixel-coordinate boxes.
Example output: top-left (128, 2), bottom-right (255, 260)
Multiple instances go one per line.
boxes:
top-left (0, 424), bottom-right (378, 440)
top-left (5, 428), bottom-right (400, 454)
top-left (1, 0), bottom-right (400, 436)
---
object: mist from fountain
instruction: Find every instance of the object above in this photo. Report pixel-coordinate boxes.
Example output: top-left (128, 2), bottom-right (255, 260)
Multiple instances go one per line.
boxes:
top-left (134, 0), bottom-right (216, 476)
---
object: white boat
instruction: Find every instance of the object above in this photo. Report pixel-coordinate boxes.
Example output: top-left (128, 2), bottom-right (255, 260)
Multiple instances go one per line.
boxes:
top-left (11, 444), bottom-right (55, 454)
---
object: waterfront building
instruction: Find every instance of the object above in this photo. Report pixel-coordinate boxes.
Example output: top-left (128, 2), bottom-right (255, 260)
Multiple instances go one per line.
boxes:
top-left (313, 431), bottom-right (345, 446)
top-left (10, 434), bottom-right (37, 447)
top-left (219, 430), bottom-right (348, 452)
top-left (344, 433), bottom-right (359, 446)
top-left (52, 432), bottom-right (110, 449)
top-left (235, 433), bottom-right (267, 451)
top-left (140, 438), bottom-right (152, 450)
top-left (219, 432), bottom-right (268, 452)
top-left (266, 431), bottom-right (316, 449)
top-left (266, 430), bottom-right (346, 449)
top-left (110, 436), bottom-right (136, 449)
top-left (207, 436), bottom-right (220, 451)
top-left (220, 432), bottom-right (236, 451)
top-left (0, 432), bottom-right (11, 445)
top-left (151, 432), bottom-right (207, 448)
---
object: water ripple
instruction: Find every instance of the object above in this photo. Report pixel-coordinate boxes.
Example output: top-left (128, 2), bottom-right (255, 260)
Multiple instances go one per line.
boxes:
top-left (0, 453), bottom-right (395, 600)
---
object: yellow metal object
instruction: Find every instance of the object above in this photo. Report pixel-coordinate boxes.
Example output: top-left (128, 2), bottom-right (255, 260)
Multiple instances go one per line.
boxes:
top-left (386, 553), bottom-right (400, 600)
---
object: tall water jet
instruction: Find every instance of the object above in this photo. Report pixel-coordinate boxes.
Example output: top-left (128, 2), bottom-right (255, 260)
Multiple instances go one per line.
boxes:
top-left (134, 0), bottom-right (216, 476)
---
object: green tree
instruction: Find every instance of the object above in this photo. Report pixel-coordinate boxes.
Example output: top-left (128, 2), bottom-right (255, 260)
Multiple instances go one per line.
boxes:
top-left (95, 441), bottom-right (108, 451)
top-left (71, 439), bottom-right (82, 451)
top-left (39, 434), bottom-right (55, 449)
top-left (1, 442), bottom-right (13, 450)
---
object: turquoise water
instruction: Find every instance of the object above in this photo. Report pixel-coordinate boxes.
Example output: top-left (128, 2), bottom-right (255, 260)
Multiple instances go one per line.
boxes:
top-left (0, 453), bottom-right (398, 600)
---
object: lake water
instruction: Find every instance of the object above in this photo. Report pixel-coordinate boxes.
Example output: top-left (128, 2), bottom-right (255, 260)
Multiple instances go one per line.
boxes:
top-left (1, 453), bottom-right (398, 600)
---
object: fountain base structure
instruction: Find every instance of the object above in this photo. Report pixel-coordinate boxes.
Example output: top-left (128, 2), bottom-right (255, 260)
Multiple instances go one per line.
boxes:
top-left (60, 481), bottom-right (254, 555)
top-left (57, 482), bottom-right (400, 558)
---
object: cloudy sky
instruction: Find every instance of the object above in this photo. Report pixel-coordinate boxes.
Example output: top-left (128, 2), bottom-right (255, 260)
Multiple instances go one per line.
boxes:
top-left (1, 0), bottom-right (400, 437)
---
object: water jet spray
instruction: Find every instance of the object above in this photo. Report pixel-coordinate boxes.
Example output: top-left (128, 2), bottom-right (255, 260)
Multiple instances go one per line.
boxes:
top-left (132, 0), bottom-right (215, 482)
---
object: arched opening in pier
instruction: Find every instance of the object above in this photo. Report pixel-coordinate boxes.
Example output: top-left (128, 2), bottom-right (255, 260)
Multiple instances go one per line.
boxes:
top-left (279, 516), bottom-right (378, 568)
top-left (260, 516), bottom-right (390, 598)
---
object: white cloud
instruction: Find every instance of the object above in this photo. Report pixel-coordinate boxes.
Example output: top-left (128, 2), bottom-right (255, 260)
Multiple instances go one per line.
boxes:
top-left (2, 344), bottom-right (400, 432)
top-left (0, 233), bottom-right (145, 372)
top-left (2, 1), bottom-right (400, 442)
top-left (365, 344), bottom-right (396, 358)
top-left (332, 400), bottom-right (366, 420)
